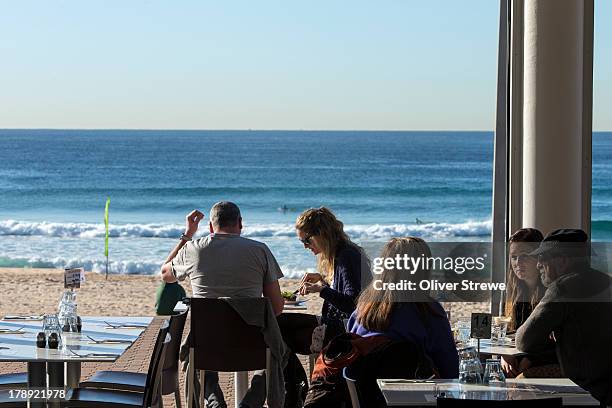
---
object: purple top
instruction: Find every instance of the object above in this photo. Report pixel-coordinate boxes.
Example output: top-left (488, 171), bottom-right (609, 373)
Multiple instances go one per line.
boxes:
top-left (348, 301), bottom-right (459, 378)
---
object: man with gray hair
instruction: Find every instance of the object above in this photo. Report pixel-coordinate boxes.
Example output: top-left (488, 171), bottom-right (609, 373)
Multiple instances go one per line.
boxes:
top-left (161, 201), bottom-right (285, 408)
top-left (516, 229), bottom-right (612, 404)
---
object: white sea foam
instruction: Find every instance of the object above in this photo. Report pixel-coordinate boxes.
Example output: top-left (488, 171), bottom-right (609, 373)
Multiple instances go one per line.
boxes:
top-left (0, 219), bottom-right (492, 240)
top-left (0, 254), bottom-right (317, 278)
top-left (0, 219), bottom-right (492, 277)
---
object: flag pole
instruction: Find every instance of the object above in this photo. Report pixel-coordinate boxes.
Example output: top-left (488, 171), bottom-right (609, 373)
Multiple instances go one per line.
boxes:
top-left (104, 197), bottom-right (111, 280)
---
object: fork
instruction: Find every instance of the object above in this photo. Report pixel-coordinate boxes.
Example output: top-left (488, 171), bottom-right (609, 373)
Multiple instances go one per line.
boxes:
top-left (66, 347), bottom-right (119, 358)
top-left (104, 321), bottom-right (147, 329)
top-left (86, 335), bottom-right (132, 344)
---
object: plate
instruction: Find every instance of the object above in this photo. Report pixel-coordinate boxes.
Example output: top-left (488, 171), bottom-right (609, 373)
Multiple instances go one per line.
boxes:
top-left (284, 300), bottom-right (305, 306)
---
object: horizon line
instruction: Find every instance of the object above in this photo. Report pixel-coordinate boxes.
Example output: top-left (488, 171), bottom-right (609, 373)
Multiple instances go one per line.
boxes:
top-left (1, 127), bottom-right (611, 133)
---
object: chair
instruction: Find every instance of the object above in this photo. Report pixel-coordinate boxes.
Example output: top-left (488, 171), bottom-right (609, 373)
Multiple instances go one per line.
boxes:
top-left (61, 320), bottom-right (170, 408)
top-left (79, 311), bottom-right (187, 407)
top-left (0, 390), bottom-right (26, 408)
top-left (343, 367), bottom-right (361, 408)
top-left (436, 397), bottom-right (562, 407)
top-left (0, 373), bottom-right (27, 389)
top-left (343, 340), bottom-right (437, 408)
top-left (187, 298), bottom-right (271, 408)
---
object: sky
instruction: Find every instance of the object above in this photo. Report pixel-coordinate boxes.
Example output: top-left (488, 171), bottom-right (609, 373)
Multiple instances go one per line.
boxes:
top-left (0, 1), bottom-right (610, 131)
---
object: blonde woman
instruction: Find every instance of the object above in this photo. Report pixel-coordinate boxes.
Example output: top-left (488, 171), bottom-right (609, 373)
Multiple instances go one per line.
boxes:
top-left (348, 237), bottom-right (459, 378)
top-left (278, 207), bottom-right (369, 407)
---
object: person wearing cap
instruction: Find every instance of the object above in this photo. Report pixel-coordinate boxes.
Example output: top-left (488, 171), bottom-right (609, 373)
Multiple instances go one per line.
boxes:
top-left (515, 229), bottom-right (612, 404)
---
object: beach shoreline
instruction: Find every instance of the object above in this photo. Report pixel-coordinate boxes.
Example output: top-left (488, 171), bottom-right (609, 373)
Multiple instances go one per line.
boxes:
top-left (0, 267), bottom-right (488, 319)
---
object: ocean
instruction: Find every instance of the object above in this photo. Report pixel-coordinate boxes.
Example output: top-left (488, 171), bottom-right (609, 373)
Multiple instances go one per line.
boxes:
top-left (1, 129), bottom-right (611, 277)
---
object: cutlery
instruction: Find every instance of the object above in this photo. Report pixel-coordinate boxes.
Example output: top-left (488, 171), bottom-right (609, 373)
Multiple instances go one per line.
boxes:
top-left (86, 335), bottom-right (132, 344)
top-left (0, 327), bottom-right (25, 334)
top-left (66, 348), bottom-right (120, 358)
top-left (104, 321), bottom-right (148, 329)
top-left (3, 315), bottom-right (43, 321)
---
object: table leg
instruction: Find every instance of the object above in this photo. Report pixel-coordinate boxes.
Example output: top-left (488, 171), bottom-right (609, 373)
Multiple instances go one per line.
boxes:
top-left (47, 362), bottom-right (64, 408)
top-left (27, 362), bottom-right (46, 408)
top-left (65, 362), bottom-right (81, 388)
top-left (234, 371), bottom-right (248, 408)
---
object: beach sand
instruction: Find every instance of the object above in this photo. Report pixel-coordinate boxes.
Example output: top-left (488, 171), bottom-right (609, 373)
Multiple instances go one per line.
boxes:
top-left (0, 268), bottom-right (489, 318)
top-left (0, 268), bottom-right (489, 407)
top-left (0, 268), bottom-right (325, 316)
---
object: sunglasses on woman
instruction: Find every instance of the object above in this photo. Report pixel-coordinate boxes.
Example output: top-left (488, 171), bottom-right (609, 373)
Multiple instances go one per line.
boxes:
top-left (299, 234), bottom-right (314, 245)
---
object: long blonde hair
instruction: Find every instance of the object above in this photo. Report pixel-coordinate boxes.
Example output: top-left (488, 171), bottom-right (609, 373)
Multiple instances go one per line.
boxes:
top-left (356, 237), bottom-right (440, 332)
top-left (295, 207), bottom-right (355, 282)
top-left (504, 228), bottom-right (545, 331)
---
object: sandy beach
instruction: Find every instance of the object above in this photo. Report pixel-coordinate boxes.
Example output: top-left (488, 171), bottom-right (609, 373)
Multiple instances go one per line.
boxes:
top-left (0, 268), bottom-right (325, 317)
top-left (0, 268), bottom-right (488, 319)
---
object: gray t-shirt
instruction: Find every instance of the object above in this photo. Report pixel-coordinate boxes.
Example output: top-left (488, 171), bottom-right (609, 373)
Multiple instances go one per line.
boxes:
top-left (171, 233), bottom-right (284, 298)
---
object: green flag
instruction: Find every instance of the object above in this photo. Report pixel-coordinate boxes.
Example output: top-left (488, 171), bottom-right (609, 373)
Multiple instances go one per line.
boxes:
top-left (104, 197), bottom-right (110, 262)
top-left (104, 197), bottom-right (111, 279)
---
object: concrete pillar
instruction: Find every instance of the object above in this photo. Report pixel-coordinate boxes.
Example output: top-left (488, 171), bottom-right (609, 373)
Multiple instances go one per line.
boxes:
top-left (522, 0), bottom-right (592, 235)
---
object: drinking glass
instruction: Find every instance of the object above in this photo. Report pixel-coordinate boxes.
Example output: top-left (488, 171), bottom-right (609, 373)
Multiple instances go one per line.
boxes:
top-left (483, 359), bottom-right (506, 385)
top-left (491, 316), bottom-right (510, 344)
top-left (458, 346), bottom-right (479, 361)
top-left (454, 318), bottom-right (471, 345)
top-left (458, 346), bottom-right (482, 384)
top-left (42, 314), bottom-right (62, 348)
top-left (459, 359), bottom-right (483, 384)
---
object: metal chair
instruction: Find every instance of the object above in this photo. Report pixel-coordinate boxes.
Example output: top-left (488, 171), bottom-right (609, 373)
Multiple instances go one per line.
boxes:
top-left (343, 340), bottom-right (437, 408)
top-left (61, 320), bottom-right (170, 408)
top-left (343, 367), bottom-right (361, 408)
top-left (187, 298), bottom-right (271, 408)
top-left (79, 311), bottom-right (187, 407)
top-left (0, 390), bottom-right (27, 408)
top-left (0, 374), bottom-right (27, 390)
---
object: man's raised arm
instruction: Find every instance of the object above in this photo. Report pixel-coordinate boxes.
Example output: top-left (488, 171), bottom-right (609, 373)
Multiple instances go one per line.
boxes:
top-left (160, 209), bottom-right (205, 283)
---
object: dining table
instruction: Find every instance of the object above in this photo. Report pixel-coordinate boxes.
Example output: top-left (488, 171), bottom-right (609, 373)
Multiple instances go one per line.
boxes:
top-left (0, 315), bottom-right (152, 408)
top-left (460, 337), bottom-right (526, 358)
top-left (377, 377), bottom-right (600, 406)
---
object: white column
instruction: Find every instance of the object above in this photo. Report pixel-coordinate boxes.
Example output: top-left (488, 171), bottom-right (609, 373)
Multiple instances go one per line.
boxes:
top-left (522, 0), bottom-right (591, 235)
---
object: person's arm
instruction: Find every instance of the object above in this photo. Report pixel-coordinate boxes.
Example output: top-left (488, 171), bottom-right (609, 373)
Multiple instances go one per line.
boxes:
top-left (159, 210), bottom-right (205, 283)
top-left (516, 287), bottom-right (565, 353)
top-left (319, 251), bottom-right (362, 314)
top-left (261, 244), bottom-right (285, 316)
top-left (263, 280), bottom-right (284, 316)
top-left (160, 239), bottom-right (189, 283)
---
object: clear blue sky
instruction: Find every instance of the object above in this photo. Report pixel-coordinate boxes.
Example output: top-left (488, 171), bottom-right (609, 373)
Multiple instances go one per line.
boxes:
top-left (0, 1), bottom-right (610, 131)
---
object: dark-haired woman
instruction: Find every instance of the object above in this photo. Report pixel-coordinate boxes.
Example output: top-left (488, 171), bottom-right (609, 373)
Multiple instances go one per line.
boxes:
top-left (501, 228), bottom-right (558, 377)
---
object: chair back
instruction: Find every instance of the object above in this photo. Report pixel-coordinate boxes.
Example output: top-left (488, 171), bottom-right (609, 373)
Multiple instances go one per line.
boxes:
top-left (343, 367), bottom-right (361, 408)
top-left (344, 340), bottom-right (436, 408)
top-left (190, 298), bottom-right (267, 372)
top-left (436, 397), bottom-right (562, 407)
top-left (142, 320), bottom-right (171, 408)
top-left (161, 310), bottom-right (188, 395)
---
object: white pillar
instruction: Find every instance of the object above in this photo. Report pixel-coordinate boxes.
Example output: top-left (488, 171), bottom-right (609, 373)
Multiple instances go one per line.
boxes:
top-left (522, 0), bottom-right (592, 235)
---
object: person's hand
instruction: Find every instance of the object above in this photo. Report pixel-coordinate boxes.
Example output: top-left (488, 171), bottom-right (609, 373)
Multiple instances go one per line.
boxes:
top-left (300, 272), bottom-right (323, 285)
top-left (299, 281), bottom-right (325, 295)
top-left (501, 356), bottom-right (519, 378)
top-left (185, 210), bottom-right (205, 238)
